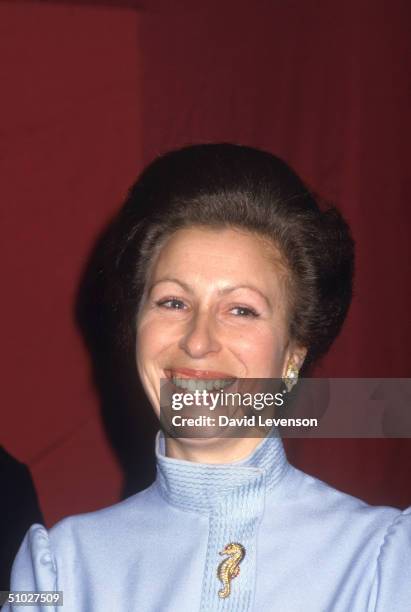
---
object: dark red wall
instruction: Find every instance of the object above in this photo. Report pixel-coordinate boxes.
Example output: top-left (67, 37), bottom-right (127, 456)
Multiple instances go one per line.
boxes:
top-left (0, 1), bottom-right (141, 524)
top-left (1, 0), bottom-right (410, 526)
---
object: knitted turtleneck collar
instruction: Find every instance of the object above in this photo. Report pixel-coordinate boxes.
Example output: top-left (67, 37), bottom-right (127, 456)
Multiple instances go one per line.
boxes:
top-left (155, 429), bottom-right (289, 514)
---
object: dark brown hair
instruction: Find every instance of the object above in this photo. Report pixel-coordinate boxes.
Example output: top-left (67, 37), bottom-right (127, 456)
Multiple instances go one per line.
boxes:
top-left (103, 143), bottom-right (355, 372)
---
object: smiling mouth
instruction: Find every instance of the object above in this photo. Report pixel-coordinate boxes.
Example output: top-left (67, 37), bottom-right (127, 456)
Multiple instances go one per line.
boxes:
top-left (164, 368), bottom-right (237, 392)
top-left (171, 378), bottom-right (236, 392)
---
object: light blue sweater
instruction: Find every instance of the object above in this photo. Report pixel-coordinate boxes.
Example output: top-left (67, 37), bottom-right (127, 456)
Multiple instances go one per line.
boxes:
top-left (4, 432), bottom-right (411, 611)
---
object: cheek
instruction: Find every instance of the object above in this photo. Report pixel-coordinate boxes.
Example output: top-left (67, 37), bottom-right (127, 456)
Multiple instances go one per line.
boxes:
top-left (135, 323), bottom-right (163, 411)
top-left (135, 315), bottom-right (174, 373)
top-left (236, 330), bottom-right (286, 376)
top-left (135, 320), bottom-right (158, 371)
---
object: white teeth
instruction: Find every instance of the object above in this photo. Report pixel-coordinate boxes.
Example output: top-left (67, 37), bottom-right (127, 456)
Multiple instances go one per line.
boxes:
top-left (171, 377), bottom-right (235, 391)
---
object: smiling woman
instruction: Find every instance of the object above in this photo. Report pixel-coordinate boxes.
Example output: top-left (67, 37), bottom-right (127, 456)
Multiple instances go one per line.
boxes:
top-left (136, 226), bottom-right (303, 461)
top-left (4, 144), bottom-right (411, 611)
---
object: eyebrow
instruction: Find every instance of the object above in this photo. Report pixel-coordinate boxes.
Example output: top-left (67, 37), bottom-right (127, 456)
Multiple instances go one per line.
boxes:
top-left (148, 278), bottom-right (193, 294)
top-left (148, 278), bottom-right (272, 307)
top-left (219, 284), bottom-right (271, 307)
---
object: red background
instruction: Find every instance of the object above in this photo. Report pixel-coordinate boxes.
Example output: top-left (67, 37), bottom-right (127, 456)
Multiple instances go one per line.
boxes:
top-left (1, 0), bottom-right (410, 526)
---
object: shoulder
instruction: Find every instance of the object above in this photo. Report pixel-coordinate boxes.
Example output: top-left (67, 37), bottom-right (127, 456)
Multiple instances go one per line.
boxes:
top-left (284, 463), bottom-right (401, 522)
top-left (274, 465), bottom-right (411, 609)
top-left (282, 465), bottom-right (411, 607)
top-left (371, 505), bottom-right (411, 611)
top-left (8, 483), bottom-right (162, 595)
top-left (7, 522), bottom-right (57, 603)
top-left (278, 464), bottom-right (408, 553)
top-left (49, 481), bottom-right (160, 547)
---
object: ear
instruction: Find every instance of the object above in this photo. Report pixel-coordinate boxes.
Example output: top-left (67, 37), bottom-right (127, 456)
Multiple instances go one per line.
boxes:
top-left (282, 343), bottom-right (307, 378)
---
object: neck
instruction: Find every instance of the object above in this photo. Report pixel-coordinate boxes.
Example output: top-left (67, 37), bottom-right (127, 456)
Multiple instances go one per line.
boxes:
top-left (164, 435), bottom-right (266, 464)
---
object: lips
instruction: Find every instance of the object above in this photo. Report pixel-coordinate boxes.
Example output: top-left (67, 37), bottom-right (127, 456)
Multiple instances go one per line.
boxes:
top-left (164, 367), bottom-right (236, 380)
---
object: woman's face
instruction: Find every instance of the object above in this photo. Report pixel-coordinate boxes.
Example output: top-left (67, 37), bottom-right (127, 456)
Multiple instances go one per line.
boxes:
top-left (136, 226), bottom-right (306, 416)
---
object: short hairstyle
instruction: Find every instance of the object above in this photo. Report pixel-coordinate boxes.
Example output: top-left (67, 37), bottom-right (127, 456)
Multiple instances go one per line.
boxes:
top-left (103, 143), bottom-right (354, 371)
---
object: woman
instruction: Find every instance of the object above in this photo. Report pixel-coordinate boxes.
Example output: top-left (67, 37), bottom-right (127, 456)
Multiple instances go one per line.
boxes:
top-left (5, 144), bottom-right (411, 611)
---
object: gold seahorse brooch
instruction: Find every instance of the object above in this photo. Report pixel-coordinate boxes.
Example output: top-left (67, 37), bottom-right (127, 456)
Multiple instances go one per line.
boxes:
top-left (217, 542), bottom-right (246, 599)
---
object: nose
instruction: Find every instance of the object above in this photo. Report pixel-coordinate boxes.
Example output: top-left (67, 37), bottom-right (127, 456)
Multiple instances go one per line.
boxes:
top-left (178, 310), bottom-right (221, 358)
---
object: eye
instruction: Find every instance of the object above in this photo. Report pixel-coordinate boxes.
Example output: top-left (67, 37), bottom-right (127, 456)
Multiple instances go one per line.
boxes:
top-left (156, 297), bottom-right (187, 310)
top-left (230, 306), bottom-right (259, 317)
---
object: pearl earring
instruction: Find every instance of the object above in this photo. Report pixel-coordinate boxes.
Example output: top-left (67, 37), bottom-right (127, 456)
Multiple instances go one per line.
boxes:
top-left (283, 362), bottom-right (299, 393)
